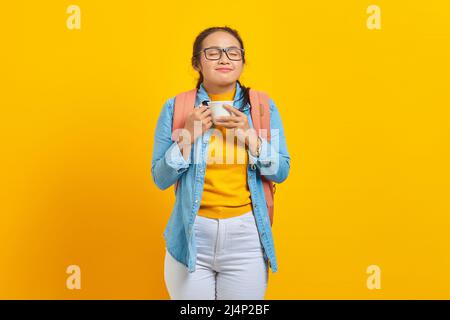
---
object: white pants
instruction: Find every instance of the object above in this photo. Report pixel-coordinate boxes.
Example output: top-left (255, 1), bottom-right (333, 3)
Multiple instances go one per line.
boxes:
top-left (164, 210), bottom-right (269, 300)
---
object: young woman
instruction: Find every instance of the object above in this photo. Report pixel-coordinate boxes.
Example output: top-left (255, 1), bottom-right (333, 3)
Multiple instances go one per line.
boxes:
top-left (152, 26), bottom-right (290, 299)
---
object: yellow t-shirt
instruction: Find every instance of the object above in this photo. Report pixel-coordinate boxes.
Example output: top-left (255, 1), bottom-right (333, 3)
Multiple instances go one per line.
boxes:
top-left (197, 86), bottom-right (253, 219)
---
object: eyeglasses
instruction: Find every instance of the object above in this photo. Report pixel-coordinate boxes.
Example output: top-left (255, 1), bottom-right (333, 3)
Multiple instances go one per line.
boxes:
top-left (197, 46), bottom-right (244, 61)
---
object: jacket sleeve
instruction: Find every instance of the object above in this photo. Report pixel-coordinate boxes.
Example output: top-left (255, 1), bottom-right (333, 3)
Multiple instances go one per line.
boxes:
top-left (248, 98), bottom-right (291, 183)
top-left (151, 97), bottom-right (192, 190)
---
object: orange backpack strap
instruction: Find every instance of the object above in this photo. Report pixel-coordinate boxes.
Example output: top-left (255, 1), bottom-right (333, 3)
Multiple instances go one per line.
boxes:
top-left (249, 89), bottom-right (275, 226)
top-left (172, 89), bottom-right (197, 193)
top-left (249, 90), bottom-right (271, 141)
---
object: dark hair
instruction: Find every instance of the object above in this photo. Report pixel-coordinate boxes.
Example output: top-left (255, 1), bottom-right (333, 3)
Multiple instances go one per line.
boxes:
top-left (191, 26), bottom-right (251, 110)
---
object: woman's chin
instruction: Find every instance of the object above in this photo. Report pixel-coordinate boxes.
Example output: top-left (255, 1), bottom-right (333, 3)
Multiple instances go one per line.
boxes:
top-left (212, 76), bottom-right (238, 85)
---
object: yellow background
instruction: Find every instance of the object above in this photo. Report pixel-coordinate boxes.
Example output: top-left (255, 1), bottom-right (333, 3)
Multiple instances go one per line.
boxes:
top-left (1, 1), bottom-right (449, 299)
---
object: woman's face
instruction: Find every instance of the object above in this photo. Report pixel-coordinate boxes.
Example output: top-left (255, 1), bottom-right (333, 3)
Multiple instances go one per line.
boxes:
top-left (195, 31), bottom-right (244, 87)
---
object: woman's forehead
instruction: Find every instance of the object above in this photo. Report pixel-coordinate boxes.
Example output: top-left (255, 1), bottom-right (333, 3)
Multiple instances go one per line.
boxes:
top-left (202, 31), bottom-right (240, 48)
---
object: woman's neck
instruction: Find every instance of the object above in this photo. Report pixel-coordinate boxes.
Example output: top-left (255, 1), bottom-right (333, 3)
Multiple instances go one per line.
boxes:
top-left (203, 81), bottom-right (236, 95)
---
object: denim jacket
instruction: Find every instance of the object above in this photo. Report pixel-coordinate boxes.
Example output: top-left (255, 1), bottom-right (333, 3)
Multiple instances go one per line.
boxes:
top-left (151, 81), bottom-right (290, 273)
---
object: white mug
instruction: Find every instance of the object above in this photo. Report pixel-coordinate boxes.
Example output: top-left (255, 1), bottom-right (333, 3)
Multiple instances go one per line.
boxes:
top-left (208, 100), bottom-right (234, 122)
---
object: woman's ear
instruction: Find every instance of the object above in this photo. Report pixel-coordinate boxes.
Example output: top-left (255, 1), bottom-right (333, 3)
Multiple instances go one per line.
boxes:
top-left (194, 64), bottom-right (201, 72)
top-left (193, 59), bottom-right (202, 72)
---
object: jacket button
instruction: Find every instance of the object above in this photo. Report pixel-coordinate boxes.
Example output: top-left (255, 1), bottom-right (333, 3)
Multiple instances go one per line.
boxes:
top-left (195, 199), bottom-right (199, 203)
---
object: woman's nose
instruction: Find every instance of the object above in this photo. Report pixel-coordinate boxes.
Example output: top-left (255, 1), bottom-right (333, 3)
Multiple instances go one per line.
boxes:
top-left (219, 53), bottom-right (231, 63)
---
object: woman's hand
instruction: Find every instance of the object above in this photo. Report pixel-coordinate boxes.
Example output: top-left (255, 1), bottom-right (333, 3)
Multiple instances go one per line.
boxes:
top-left (182, 104), bottom-right (213, 144)
top-left (214, 104), bottom-right (260, 155)
top-left (175, 105), bottom-right (212, 161)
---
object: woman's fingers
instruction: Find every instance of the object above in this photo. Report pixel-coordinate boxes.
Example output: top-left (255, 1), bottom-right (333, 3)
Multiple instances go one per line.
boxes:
top-left (196, 104), bottom-right (207, 111)
top-left (215, 115), bottom-right (240, 123)
top-left (214, 121), bottom-right (242, 129)
top-left (202, 115), bottom-right (212, 123)
top-left (223, 104), bottom-right (241, 115)
top-left (195, 105), bottom-right (209, 114)
top-left (200, 109), bottom-right (212, 119)
top-left (203, 118), bottom-right (213, 129)
top-left (195, 105), bottom-right (211, 119)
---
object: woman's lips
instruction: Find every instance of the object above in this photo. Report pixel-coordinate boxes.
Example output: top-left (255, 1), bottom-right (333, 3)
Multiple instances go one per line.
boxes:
top-left (216, 68), bottom-right (232, 73)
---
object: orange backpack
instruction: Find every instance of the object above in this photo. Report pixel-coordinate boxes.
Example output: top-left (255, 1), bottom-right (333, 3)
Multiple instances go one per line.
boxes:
top-left (171, 88), bottom-right (276, 226)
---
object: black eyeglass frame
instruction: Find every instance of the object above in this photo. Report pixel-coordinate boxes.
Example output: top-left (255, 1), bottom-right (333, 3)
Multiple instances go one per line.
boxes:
top-left (196, 46), bottom-right (245, 61)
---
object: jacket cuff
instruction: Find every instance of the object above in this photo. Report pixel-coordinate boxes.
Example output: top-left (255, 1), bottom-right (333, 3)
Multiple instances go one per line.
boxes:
top-left (165, 141), bottom-right (191, 173)
top-left (248, 136), bottom-right (276, 167)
